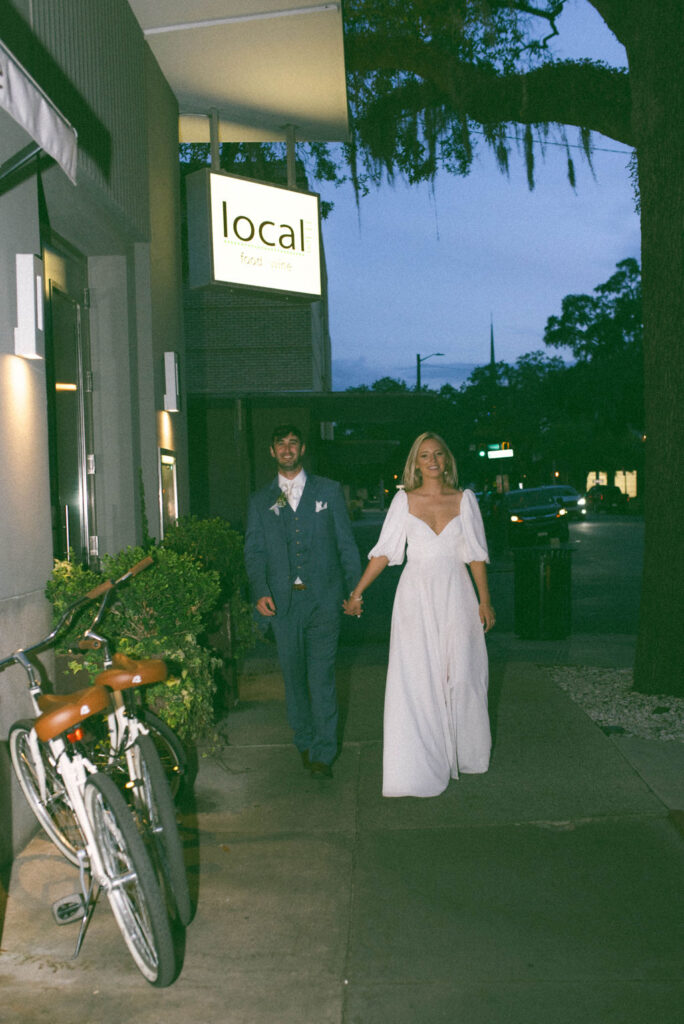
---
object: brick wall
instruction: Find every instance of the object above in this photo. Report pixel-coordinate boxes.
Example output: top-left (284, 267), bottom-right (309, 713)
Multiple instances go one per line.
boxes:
top-left (185, 287), bottom-right (328, 393)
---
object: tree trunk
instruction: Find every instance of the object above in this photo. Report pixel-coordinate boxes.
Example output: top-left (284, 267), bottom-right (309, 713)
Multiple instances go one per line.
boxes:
top-left (629, 3), bottom-right (684, 693)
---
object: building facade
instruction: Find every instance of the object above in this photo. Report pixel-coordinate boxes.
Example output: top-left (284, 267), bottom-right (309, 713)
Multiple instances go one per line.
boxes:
top-left (0, 0), bottom-right (187, 865)
top-left (1, 0), bottom-right (349, 867)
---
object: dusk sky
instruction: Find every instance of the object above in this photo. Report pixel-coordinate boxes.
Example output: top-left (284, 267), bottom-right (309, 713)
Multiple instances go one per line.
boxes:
top-left (322, 0), bottom-right (640, 391)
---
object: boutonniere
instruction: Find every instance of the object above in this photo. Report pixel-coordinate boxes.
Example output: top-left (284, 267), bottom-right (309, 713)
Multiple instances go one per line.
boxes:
top-left (315, 501), bottom-right (328, 513)
top-left (270, 492), bottom-right (289, 516)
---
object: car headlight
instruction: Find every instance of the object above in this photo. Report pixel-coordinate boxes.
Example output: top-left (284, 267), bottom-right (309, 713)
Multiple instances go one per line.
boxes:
top-left (556, 507), bottom-right (568, 517)
top-left (577, 497), bottom-right (586, 506)
top-left (510, 515), bottom-right (523, 523)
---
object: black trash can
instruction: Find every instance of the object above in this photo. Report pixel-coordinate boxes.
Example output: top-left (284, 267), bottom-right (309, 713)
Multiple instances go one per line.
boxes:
top-left (513, 545), bottom-right (573, 640)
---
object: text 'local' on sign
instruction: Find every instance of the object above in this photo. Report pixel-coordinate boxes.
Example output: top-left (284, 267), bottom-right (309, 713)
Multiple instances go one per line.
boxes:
top-left (208, 173), bottom-right (322, 298)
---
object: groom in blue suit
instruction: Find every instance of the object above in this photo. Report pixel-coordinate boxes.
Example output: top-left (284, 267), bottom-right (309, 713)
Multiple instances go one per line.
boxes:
top-left (244, 425), bottom-right (361, 778)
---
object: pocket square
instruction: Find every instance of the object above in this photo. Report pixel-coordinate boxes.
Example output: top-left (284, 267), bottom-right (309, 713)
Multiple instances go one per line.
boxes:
top-left (315, 501), bottom-right (328, 513)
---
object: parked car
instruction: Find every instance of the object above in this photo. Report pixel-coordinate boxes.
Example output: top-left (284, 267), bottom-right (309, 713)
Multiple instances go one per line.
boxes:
top-left (541, 484), bottom-right (587, 520)
top-left (585, 483), bottom-right (629, 513)
top-left (504, 487), bottom-right (570, 546)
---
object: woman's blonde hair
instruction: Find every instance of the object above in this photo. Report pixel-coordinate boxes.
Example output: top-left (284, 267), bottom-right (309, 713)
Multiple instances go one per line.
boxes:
top-left (402, 432), bottom-right (459, 491)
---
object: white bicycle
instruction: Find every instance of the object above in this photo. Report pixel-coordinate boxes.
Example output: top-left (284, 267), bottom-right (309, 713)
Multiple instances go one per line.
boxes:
top-left (3, 562), bottom-right (181, 985)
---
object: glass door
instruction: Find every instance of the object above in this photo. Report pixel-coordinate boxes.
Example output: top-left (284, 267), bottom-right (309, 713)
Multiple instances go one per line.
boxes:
top-left (46, 283), bottom-right (96, 564)
top-left (159, 449), bottom-right (178, 539)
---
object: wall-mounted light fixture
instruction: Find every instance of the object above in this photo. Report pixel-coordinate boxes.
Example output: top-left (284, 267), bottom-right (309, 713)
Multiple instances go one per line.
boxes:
top-left (163, 351), bottom-right (180, 412)
top-left (14, 253), bottom-right (44, 358)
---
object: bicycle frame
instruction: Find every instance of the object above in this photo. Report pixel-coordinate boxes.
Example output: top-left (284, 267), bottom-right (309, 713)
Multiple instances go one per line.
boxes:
top-left (19, 695), bottom-right (127, 955)
top-left (73, 559), bottom-right (162, 765)
top-left (64, 562), bottom-right (191, 926)
top-left (1, 556), bottom-right (180, 982)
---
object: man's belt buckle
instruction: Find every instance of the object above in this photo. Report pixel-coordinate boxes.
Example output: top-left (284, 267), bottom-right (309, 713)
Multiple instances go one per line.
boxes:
top-left (292, 583), bottom-right (307, 590)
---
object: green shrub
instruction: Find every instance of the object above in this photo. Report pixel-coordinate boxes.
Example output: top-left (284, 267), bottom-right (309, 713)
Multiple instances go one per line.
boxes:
top-left (46, 518), bottom-right (258, 742)
top-left (116, 634), bottom-right (221, 743)
top-left (100, 546), bottom-right (221, 643)
top-left (45, 546), bottom-right (223, 743)
top-left (161, 516), bottom-right (258, 662)
top-left (45, 559), bottom-right (102, 620)
top-left (160, 516), bottom-right (247, 591)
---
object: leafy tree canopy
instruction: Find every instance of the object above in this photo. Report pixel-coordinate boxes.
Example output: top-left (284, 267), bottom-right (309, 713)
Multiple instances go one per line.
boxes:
top-left (342, 0), bottom-right (622, 191)
top-left (346, 375), bottom-right (412, 392)
top-left (544, 257), bottom-right (642, 360)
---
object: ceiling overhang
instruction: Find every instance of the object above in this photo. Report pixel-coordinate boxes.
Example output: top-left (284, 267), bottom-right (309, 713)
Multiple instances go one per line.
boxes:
top-left (128, 1), bottom-right (349, 144)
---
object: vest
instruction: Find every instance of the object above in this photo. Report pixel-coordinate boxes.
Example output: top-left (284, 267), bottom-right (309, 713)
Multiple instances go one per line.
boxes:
top-left (281, 501), bottom-right (314, 582)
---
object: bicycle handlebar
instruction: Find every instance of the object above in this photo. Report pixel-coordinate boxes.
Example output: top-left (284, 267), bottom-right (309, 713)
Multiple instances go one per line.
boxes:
top-left (83, 555), bottom-right (154, 638)
top-left (83, 556), bottom-right (152, 600)
top-left (0, 555), bottom-right (155, 667)
top-left (115, 555), bottom-right (154, 584)
top-left (85, 580), bottom-right (114, 600)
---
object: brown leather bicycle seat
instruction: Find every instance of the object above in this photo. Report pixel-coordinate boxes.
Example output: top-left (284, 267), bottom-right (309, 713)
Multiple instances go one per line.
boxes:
top-left (34, 684), bottom-right (111, 742)
top-left (94, 652), bottom-right (168, 691)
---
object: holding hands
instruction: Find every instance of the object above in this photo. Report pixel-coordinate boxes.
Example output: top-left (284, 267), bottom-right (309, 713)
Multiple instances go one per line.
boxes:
top-left (343, 591), bottom-right (363, 617)
top-left (343, 556), bottom-right (388, 619)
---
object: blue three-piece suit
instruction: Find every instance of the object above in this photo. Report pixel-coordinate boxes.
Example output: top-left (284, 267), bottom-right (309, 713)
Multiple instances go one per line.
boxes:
top-left (244, 474), bottom-right (361, 765)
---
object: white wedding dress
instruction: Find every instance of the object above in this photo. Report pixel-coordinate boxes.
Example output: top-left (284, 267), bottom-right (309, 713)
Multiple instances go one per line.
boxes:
top-left (369, 488), bottom-right (491, 797)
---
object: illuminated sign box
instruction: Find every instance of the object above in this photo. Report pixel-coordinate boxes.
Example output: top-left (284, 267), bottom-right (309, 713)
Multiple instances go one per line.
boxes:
top-left (186, 170), bottom-right (322, 299)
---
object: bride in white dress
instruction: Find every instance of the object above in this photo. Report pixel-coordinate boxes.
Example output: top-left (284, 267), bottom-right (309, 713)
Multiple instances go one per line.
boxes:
top-left (344, 433), bottom-right (495, 798)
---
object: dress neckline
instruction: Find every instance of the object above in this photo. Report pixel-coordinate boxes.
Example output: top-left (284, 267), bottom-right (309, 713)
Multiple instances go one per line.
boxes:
top-left (407, 510), bottom-right (461, 537)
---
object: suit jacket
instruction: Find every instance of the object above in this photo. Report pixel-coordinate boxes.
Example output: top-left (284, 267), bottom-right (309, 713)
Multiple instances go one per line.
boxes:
top-left (244, 474), bottom-right (361, 618)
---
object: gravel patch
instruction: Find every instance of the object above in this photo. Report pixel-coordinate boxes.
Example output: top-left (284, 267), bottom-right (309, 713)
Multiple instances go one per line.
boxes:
top-left (550, 666), bottom-right (684, 743)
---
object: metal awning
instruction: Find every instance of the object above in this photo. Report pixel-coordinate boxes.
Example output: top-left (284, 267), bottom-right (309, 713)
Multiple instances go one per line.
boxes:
top-left (128, 1), bottom-right (348, 144)
top-left (0, 38), bottom-right (77, 183)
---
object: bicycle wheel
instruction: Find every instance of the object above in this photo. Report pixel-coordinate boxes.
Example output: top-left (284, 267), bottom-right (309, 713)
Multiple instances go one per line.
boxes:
top-left (9, 721), bottom-right (85, 867)
top-left (84, 772), bottom-right (177, 986)
top-left (132, 734), bottom-right (193, 926)
top-left (140, 711), bottom-right (187, 801)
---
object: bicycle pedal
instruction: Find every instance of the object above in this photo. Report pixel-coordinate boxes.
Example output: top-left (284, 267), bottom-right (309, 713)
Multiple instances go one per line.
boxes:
top-left (52, 893), bottom-right (86, 925)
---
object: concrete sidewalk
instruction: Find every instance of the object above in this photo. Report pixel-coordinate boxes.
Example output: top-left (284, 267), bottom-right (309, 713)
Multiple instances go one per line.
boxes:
top-left (2, 636), bottom-right (684, 1023)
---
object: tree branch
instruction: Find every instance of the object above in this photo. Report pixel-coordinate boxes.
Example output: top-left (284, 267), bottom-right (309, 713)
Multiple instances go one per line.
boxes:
top-left (346, 34), bottom-right (633, 145)
top-left (586, 0), bottom-right (638, 46)
top-left (503, 0), bottom-right (564, 39)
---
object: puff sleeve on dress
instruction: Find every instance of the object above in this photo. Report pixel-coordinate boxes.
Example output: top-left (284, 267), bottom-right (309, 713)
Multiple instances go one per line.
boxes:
top-left (459, 489), bottom-right (490, 564)
top-left (368, 490), bottom-right (408, 565)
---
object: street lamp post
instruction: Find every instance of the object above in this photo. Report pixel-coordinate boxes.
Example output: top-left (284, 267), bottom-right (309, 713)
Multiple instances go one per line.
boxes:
top-left (416, 352), bottom-right (444, 390)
